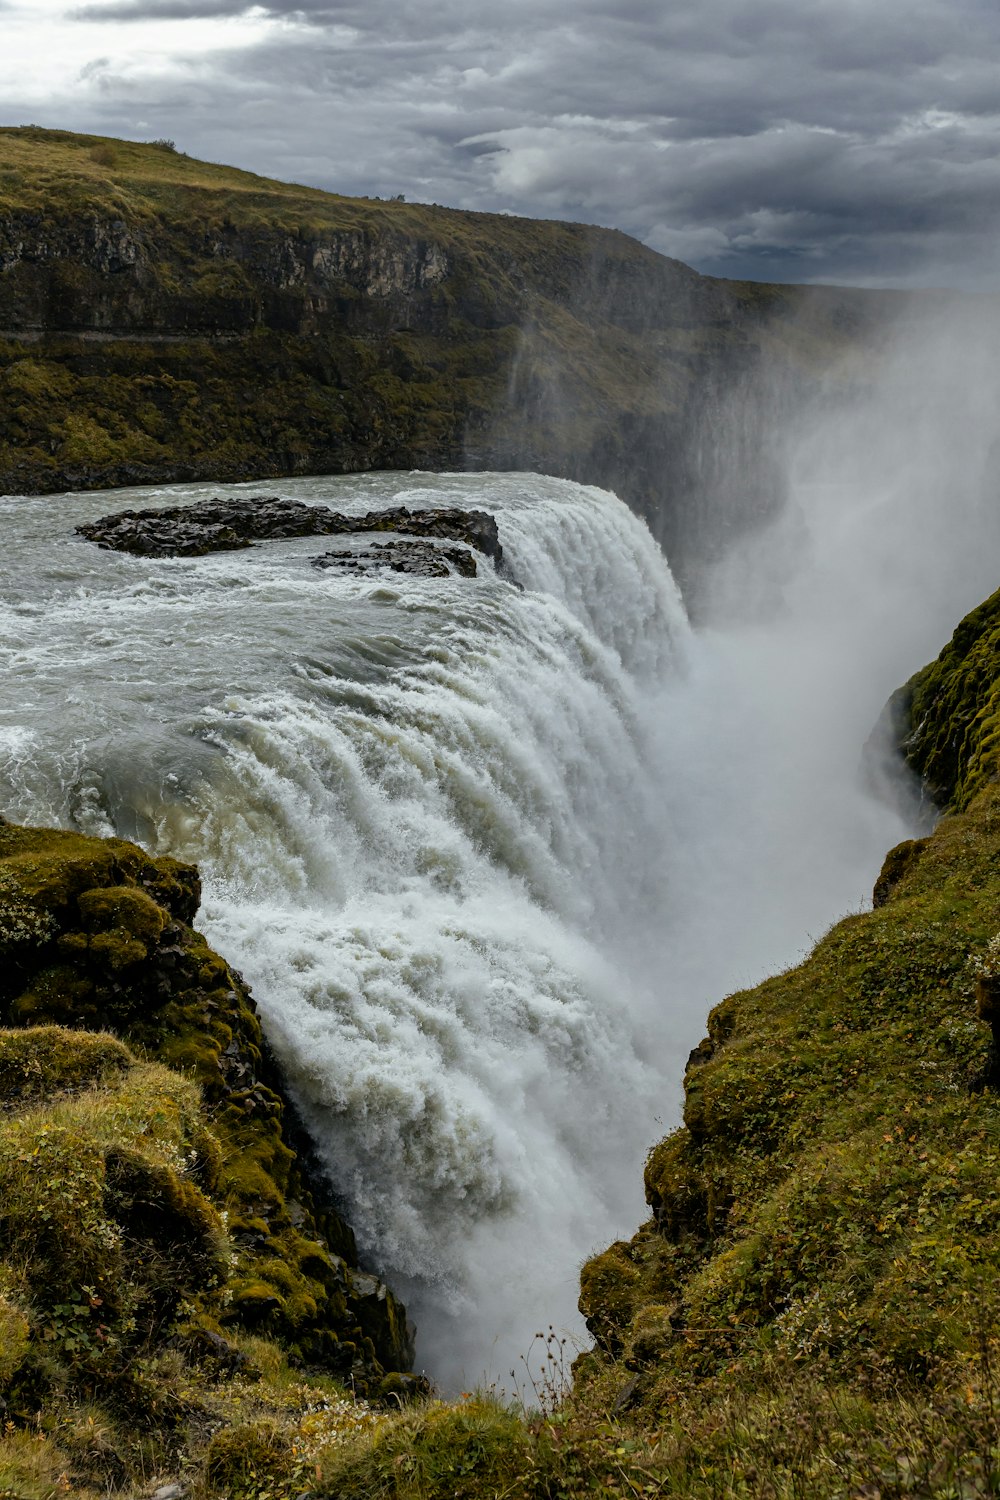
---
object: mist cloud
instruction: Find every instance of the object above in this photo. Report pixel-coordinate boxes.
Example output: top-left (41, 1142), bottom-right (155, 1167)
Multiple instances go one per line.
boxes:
top-left (6, 0), bottom-right (1000, 287)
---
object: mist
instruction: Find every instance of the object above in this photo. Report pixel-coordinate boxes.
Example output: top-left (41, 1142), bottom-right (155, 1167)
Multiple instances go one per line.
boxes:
top-left (638, 294), bottom-right (1000, 1071)
top-left (404, 295), bottom-right (1000, 1389)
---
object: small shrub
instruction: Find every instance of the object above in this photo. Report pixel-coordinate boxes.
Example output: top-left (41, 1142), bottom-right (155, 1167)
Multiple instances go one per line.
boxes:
top-left (89, 143), bottom-right (117, 168)
top-left (203, 1420), bottom-right (293, 1495)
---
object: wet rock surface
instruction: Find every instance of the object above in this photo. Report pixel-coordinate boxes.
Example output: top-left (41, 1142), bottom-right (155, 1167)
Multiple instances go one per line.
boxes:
top-left (76, 495), bottom-right (504, 570)
top-left (312, 539), bottom-right (478, 578)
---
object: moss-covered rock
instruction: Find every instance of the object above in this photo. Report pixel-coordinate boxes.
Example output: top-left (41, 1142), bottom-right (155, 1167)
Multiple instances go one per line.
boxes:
top-left (896, 584), bottom-right (1000, 810)
top-left (0, 1025), bottom-right (130, 1103)
top-left (0, 823), bottom-right (413, 1393)
top-left (578, 581), bottom-right (1000, 1411)
top-left (315, 1396), bottom-right (531, 1500)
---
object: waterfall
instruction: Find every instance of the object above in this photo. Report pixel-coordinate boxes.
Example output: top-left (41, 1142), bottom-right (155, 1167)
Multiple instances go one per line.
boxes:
top-left (0, 471), bottom-right (693, 1387)
top-left (5, 312), bottom-right (999, 1386)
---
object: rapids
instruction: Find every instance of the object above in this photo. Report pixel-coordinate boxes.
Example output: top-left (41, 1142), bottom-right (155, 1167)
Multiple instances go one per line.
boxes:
top-left (0, 472), bottom-right (695, 1386)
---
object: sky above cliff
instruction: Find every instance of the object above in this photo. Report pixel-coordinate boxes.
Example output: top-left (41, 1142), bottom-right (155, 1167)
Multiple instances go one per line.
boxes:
top-left (2, 0), bottom-right (998, 290)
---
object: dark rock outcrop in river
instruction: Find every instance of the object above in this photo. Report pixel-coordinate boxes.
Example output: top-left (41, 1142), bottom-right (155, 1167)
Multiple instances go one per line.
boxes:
top-left (312, 540), bottom-right (479, 577)
top-left (76, 495), bottom-right (503, 571)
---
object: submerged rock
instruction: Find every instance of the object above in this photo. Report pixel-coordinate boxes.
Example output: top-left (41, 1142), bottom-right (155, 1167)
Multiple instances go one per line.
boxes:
top-left (77, 496), bottom-right (505, 570)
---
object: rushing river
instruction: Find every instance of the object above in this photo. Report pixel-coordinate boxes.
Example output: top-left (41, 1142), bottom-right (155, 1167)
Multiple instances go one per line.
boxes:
top-left (2, 449), bottom-right (997, 1388)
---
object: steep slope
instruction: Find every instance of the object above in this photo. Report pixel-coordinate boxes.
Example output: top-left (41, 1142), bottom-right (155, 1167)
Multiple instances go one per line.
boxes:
top-left (0, 126), bottom-right (906, 590)
top-left (0, 821), bottom-right (415, 1495)
top-left (564, 586), bottom-right (1000, 1452)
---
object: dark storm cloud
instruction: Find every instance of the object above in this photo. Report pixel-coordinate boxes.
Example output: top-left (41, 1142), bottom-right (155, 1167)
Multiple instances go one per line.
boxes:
top-left (42, 0), bottom-right (1000, 286)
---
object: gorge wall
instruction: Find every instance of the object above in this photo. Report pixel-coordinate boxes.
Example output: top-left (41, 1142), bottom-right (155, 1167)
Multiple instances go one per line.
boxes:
top-left (0, 125), bottom-right (917, 595)
top-left (575, 585), bottom-right (1000, 1416)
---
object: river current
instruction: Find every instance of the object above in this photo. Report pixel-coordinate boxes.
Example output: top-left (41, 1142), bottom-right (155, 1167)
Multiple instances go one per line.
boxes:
top-left (1, 460), bottom-right (994, 1388)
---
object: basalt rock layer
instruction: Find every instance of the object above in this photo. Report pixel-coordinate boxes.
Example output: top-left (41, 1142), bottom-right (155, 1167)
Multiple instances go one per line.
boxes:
top-left (0, 126), bottom-right (915, 596)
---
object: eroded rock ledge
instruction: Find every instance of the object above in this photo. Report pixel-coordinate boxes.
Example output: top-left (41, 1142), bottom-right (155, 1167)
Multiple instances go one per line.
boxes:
top-left (76, 495), bottom-right (505, 577)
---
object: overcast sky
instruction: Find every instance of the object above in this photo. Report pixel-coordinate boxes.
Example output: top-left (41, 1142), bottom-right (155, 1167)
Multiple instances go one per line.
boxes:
top-left (2, 0), bottom-right (998, 289)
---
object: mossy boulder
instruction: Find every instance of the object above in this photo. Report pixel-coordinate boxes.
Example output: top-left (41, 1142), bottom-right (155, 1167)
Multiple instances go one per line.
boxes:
top-left (0, 1048), bottom-right (237, 1425)
top-left (0, 823), bottom-right (413, 1391)
top-left (315, 1396), bottom-right (531, 1500)
top-left (895, 584), bottom-right (1000, 810)
top-left (0, 1025), bottom-right (130, 1104)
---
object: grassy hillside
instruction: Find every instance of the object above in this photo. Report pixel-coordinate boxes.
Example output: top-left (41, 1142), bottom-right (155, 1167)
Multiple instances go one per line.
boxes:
top-left (0, 127), bottom-right (901, 592)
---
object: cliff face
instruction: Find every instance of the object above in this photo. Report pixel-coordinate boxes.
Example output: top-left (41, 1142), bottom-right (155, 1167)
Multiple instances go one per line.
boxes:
top-left (0, 126), bottom-right (902, 592)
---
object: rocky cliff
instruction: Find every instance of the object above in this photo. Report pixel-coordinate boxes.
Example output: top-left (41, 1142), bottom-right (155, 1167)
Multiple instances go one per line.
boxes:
top-left (0, 126), bottom-right (907, 595)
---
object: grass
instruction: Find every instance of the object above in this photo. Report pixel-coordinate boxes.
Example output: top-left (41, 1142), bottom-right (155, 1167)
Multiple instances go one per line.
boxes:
top-left (0, 820), bottom-right (416, 1497)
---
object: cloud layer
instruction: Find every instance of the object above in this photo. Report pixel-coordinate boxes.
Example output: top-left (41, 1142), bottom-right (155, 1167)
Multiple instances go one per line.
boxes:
top-left (3, 0), bottom-right (999, 288)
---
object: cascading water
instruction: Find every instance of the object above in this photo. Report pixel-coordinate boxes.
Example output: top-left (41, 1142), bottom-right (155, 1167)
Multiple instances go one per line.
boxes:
top-left (0, 471), bottom-right (696, 1386)
top-left (3, 317), bottom-right (1000, 1391)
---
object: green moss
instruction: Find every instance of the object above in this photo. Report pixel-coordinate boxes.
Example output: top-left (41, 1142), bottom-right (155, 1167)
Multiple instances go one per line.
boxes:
top-left (317, 1397), bottom-right (530, 1500)
top-left (898, 584), bottom-right (1000, 809)
top-left (202, 1420), bottom-right (294, 1495)
top-left (0, 1295), bottom-right (30, 1386)
top-left (0, 822), bottom-right (413, 1395)
top-left (0, 1025), bottom-right (131, 1103)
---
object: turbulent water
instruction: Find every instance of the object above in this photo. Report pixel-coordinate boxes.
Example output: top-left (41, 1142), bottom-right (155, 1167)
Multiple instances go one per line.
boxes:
top-left (0, 472), bottom-right (696, 1385)
top-left (3, 424), bottom-right (999, 1387)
